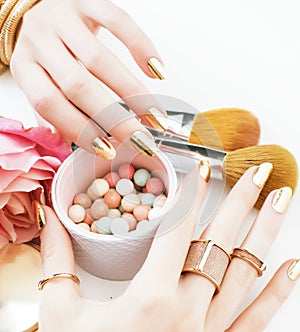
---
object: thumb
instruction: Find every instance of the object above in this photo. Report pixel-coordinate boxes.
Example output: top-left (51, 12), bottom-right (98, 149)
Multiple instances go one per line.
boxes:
top-left (39, 206), bottom-right (79, 294)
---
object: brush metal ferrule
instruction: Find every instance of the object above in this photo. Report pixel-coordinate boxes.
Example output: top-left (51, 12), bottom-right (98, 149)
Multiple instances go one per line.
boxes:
top-left (149, 128), bottom-right (227, 179)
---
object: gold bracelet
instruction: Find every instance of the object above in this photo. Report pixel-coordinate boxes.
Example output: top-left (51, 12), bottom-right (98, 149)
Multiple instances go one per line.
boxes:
top-left (0, 59), bottom-right (6, 73)
top-left (0, 0), bottom-right (39, 64)
top-left (0, 0), bottom-right (18, 65)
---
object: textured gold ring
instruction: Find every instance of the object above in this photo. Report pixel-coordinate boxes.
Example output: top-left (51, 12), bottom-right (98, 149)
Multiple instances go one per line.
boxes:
top-left (182, 239), bottom-right (231, 293)
top-left (231, 248), bottom-right (266, 277)
top-left (38, 273), bottom-right (80, 290)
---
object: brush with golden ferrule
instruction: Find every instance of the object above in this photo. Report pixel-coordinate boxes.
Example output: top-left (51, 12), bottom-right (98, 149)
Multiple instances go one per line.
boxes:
top-left (120, 103), bottom-right (261, 151)
top-left (151, 131), bottom-right (298, 209)
top-left (164, 108), bottom-right (261, 151)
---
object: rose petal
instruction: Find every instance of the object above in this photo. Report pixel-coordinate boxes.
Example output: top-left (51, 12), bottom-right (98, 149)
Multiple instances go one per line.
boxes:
top-left (13, 192), bottom-right (34, 222)
top-left (0, 234), bottom-right (8, 250)
top-left (6, 194), bottom-right (26, 215)
top-left (4, 177), bottom-right (42, 193)
top-left (0, 193), bottom-right (11, 209)
top-left (0, 169), bottom-right (23, 192)
top-left (15, 224), bottom-right (39, 244)
top-left (0, 118), bottom-right (71, 161)
top-left (0, 147), bottom-right (47, 172)
top-left (22, 169), bottom-right (54, 181)
top-left (0, 133), bottom-right (35, 154)
top-left (0, 210), bottom-right (17, 241)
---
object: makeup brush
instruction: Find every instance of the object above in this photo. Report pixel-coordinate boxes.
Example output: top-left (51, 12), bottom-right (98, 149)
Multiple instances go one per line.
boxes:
top-left (166, 108), bottom-right (261, 151)
top-left (150, 130), bottom-right (298, 209)
top-left (120, 103), bottom-right (261, 151)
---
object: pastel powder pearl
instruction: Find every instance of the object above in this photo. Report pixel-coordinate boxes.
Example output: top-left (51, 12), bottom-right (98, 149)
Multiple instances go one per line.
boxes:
top-left (104, 172), bottom-right (120, 188)
top-left (146, 177), bottom-right (164, 196)
top-left (110, 218), bottom-right (130, 235)
top-left (83, 209), bottom-right (94, 225)
top-left (140, 193), bottom-right (156, 207)
top-left (153, 194), bottom-right (167, 208)
top-left (108, 209), bottom-right (121, 219)
top-left (92, 217), bottom-right (112, 234)
top-left (68, 205), bottom-right (86, 223)
top-left (77, 222), bottom-right (90, 232)
top-left (89, 178), bottom-right (110, 197)
top-left (90, 200), bottom-right (109, 219)
top-left (133, 205), bottom-right (151, 221)
top-left (104, 189), bottom-right (122, 209)
top-left (133, 168), bottom-right (150, 187)
top-left (122, 212), bottom-right (137, 231)
top-left (121, 194), bottom-right (140, 212)
top-left (118, 163), bottom-right (135, 179)
top-left (116, 178), bottom-right (134, 196)
top-left (73, 193), bottom-right (92, 208)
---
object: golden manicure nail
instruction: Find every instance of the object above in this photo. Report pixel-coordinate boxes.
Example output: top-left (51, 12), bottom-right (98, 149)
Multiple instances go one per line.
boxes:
top-left (145, 107), bottom-right (169, 131)
top-left (32, 201), bottom-right (46, 230)
top-left (91, 137), bottom-right (116, 160)
top-left (130, 131), bottom-right (157, 157)
top-left (252, 162), bottom-right (273, 188)
top-left (272, 186), bottom-right (292, 213)
top-left (147, 57), bottom-right (166, 80)
top-left (287, 259), bottom-right (300, 281)
top-left (198, 159), bottom-right (211, 182)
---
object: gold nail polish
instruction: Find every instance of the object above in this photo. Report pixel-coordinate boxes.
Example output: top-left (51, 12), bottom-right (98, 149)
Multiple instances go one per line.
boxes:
top-left (91, 137), bottom-right (116, 160)
top-left (252, 162), bottom-right (273, 188)
top-left (288, 259), bottom-right (300, 281)
top-left (130, 131), bottom-right (157, 157)
top-left (145, 107), bottom-right (168, 131)
top-left (32, 201), bottom-right (46, 230)
top-left (198, 159), bottom-right (210, 182)
top-left (147, 57), bottom-right (166, 80)
top-left (272, 186), bottom-right (292, 213)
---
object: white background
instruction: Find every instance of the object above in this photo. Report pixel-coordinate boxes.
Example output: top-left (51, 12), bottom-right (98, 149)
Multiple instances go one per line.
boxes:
top-left (0, 0), bottom-right (299, 331)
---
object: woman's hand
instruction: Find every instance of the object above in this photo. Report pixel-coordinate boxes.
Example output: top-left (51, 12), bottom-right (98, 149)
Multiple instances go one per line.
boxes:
top-left (10, 0), bottom-right (166, 158)
top-left (38, 163), bottom-right (299, 331)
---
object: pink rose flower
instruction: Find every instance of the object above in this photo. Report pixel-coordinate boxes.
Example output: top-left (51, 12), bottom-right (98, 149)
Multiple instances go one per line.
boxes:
top-left (0, 117), bottom-right (71, 248)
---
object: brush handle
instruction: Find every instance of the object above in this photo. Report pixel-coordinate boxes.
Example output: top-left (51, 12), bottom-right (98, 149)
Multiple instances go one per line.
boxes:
top-left (149, 128), bottom-right (227, 179)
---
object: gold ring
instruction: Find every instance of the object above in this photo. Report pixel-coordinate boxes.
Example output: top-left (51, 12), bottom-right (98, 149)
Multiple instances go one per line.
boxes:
top-left (231, 248), bottom-right (266, 277)
top-left (182, 239), bottom-right (231, 293)
top-left (38, 273), bottom-right (80, 290)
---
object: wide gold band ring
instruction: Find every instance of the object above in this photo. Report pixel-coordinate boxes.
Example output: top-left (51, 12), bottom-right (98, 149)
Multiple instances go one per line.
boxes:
top-left (182, 239), bottom-right (231, 293)
top-left (231, 248), bottom-right (266, 277)
top-left (38, 273), bottom-right (80, 290)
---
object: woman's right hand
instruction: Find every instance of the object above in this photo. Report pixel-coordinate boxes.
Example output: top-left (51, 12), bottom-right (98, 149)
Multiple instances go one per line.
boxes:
top-left (10, 0), bottom-right (167, 158)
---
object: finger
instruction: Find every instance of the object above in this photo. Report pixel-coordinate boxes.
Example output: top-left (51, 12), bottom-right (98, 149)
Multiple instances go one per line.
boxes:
top-left (179, 163), bottom-right (273, 311)
top-left (34, 34), bottom-right (155, 141)
top-left (39, 206), bottom-right (79, 295)
top-left (205, 187), bottom-right (293, 331)
top-left (78, 0), bottom-right (164, 79)
top-left (226, 259), bottom-right (300, 332)
top-left (132, 160), bottom-right (210, 292)
top-left (201, 163), bottom-right (273, 251)
top-left (57, 16), bottom-right (167, 127)
top-left (11, 57), bottom-right (113, 157)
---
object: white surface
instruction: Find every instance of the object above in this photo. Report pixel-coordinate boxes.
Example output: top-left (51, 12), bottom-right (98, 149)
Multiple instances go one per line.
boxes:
top-left (0, 1), bottom-right (299, 331)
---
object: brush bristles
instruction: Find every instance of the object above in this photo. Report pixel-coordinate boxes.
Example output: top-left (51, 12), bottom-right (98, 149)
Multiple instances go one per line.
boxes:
top-left (223, 144), bottom-right (298, 209)
top-left (189, 108), bottom-right (261, 151)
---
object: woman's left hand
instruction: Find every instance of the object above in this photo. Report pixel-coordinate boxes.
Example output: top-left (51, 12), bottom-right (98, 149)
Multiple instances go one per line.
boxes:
top-left (38, 163), bottom-right (299, 331)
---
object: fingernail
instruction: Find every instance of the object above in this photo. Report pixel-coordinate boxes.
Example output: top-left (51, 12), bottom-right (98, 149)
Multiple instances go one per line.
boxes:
top-left (147, 57), bottom-right (166, 80)
top-left (130, 131), bottom-right (157, 157)
top-left (288, 259), bottom-right (300, 281)
top-left (198, 159), bottom-right (210, 182)
top-left (145, 107), bottom-right (168, 131)
top-left (252, 162), bottom-right (273, 188)
top-left (32, 201), bottom-right (46, 230)
top-left (272, 186), bottom-right (292, 213)
top-left (91, 137), bottom-right (116, 160)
